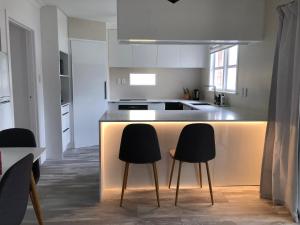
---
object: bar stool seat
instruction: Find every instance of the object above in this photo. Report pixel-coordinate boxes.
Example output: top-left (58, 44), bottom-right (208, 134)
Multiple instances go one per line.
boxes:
top-left (119, 124), bottom-right (161, 207)
top-left (168, 123), bottom-right (216, 206)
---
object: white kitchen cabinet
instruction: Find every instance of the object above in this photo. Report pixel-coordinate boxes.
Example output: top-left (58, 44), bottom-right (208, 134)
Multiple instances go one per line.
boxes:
top-left (108, 29), bottom-right (133, 67)
top-left (132, 44), bottom-right (157, 68)
top-left (57, 9), bottom-right (69, 54)
top-left (179, 45), bottom-right (209, 68)
top-left (0, 9), bottom-right (7, 53)
top-left (0, 52), bottom-right (10, 97)
top-left (148, 103), bottom-right (165, 110)
top-left (72, 40), bottom-right (108, 148)
top-left (157, 45), bottom-right (180, 68)
top-left (108, 29), bottom-right (208, 68)
top-left (0, 100), bottom-right (13, 131)
top-left (61, 104), bottom-right (70, 152)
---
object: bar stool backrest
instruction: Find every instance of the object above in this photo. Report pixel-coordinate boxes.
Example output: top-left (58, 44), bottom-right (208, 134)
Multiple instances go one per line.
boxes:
top-left (175, 123), bottom-right (216, 163)
top-left (0, 154), bottom-right (34, 225)
top-left (119, 124), bottom-right (161, 164)
top-left (0, 128), bottom-right (40, 183)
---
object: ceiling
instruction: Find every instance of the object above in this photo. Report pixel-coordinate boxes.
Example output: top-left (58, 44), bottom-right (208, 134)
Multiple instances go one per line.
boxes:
top-left (41, 0), bottom-right (117, 23)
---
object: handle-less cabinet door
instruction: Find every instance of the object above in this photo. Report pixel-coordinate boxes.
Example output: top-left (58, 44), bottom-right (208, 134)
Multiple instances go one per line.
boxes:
top-left (71, 40), bottom-right (108, 148)
top-left (0, 52), bottom-right (10, 97)
top-left (0, 9), bottom-right (7, 53)
top-left (0, 100), bottom-right (13, 131)
top-left (157, 45), bottom-right (180, 68)
top-left (132, 44), bottom-right (157, 68)
top-left (179, 45), bottom-right (209, 68)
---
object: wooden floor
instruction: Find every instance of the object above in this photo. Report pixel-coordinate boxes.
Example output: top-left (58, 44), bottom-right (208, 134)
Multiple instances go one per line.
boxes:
top-left (22, 147), bottom-right (296, 225)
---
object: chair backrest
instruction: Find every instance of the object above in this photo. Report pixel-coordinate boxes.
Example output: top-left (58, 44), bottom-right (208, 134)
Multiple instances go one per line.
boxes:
top-left (0, 154), bottom-right (34, 225)
top-left (0, 128), bottom-right (37, 147)
top-left (0, 128), bottom-right (40, 183)
top-left (175, 124), bottom-right (216, 163)
top-left (119, 124), bottom-right (161, 164)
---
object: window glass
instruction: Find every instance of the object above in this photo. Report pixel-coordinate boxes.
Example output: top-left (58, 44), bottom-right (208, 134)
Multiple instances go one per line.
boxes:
top-left (228, 46), bottom-right (238, 66)
top-left (129, 73), bottom-right (156, 86)
top-left (215, 50), bottom-right (224, 67)
top-left (215, 69), bottom-right (224, 90)
top-left (226, 68), bottom-right (237, 91)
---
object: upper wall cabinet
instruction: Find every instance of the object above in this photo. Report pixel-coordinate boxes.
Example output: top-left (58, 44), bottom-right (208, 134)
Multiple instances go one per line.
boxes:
top-left (57, 9), bottom-right (69, 54)
top-left (108, 29), bottom-right (133, 67)
top-left (157, 45), bottom-right (180, 68)
top-left (108, 29), bottom-right (208, 68)
top-left (0, 9), bottom-right (7, 53)
top-left (179, 45), bottom-right (208, 68)
top-left (132, 44), bottom-right (157, 68)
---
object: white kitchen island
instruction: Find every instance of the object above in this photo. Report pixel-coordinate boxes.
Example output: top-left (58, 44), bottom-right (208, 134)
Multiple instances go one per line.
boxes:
top-left (99, 108), bottom-right (267, 200)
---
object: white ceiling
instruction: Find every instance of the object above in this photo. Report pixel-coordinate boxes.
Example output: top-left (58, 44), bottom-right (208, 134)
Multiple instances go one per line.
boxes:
top-left (41, 0), bottom-right (117, 23)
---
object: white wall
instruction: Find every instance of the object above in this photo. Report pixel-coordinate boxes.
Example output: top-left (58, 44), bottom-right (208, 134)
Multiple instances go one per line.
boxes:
top-left (68, 17), bottom-right (106, 41)
top-left (109, 67), bottom-right (204, 99)
top-left (9, 23), bottom-right (31, 129)
top-left (0, 0), bottom-right (46, 160)
top-left (201, 0), bottom-right (291, 115)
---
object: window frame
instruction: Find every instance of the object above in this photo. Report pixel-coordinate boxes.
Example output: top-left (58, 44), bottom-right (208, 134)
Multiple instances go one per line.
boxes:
top-left (210, 46), bottom-right (239, 94)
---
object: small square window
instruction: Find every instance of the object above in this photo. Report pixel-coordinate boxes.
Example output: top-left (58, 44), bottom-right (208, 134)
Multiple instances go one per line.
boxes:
top-left (129, 73), bottom-right (156, 86)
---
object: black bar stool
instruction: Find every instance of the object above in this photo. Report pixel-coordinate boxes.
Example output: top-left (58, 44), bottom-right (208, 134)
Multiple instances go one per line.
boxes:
top-left (168, 124), bottom-right (216, 206)
top-left (119, 124), bottom-right (161, 207)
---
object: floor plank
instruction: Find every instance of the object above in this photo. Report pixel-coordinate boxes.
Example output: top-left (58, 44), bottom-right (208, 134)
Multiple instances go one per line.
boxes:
top-left (22, 147), bottom-right (296, 225)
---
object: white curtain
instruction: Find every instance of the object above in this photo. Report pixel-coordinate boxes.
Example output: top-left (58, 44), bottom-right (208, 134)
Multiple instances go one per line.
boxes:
top-left (260, 0), bottom-right (300, 222)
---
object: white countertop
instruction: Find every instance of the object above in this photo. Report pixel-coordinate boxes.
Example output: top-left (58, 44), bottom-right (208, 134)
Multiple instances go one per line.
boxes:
top-left (103, 99), bottom-right (267, 122)
top-left (100, 108), bottom-right (266, 122)
top-left (0, 147), bottom-right (45, 179)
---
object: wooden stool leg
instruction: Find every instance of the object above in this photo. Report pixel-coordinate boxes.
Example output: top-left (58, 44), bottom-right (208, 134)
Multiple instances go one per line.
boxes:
top-left (205, 162), bottom-right (214, 205)
top-left (120, 162), bottom-right (129, 207)
top-left (168, 159), bottom-right (175, 189)
top-left (30, 172), bottom-right (44, 225)
top-left (152, 163), bottom-right (160, 207)
top-left (199, 163), bottom-right (202, 188)
top-left (175, 161), bottom-right (182, 206)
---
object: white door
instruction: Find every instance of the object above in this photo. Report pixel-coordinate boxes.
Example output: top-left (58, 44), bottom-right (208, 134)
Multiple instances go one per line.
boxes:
top-left (71, 40), bottom-right (108, 148)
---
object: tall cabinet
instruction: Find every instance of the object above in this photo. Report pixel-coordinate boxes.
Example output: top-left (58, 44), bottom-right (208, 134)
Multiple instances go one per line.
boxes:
top-left (41, 6), bottom-right (72, 160)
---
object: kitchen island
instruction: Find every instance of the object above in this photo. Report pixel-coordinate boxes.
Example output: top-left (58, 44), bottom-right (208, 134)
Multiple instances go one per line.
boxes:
top-left (99, 107), bottom-right (267, 200)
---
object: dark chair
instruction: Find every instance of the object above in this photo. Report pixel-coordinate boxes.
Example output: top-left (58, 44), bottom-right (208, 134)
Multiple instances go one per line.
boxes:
top-left (168, 124), bottom-right (216, 206)
top-left (0, 154), bottom-right (34, 225)
top-left (0, 128), bottom-right (40, 183)
top-left (119, 124), bottom-right (161, 207)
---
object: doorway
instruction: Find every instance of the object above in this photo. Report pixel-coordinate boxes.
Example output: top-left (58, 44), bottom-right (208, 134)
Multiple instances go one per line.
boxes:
top-left (8, 20), bottom-right (38, 140)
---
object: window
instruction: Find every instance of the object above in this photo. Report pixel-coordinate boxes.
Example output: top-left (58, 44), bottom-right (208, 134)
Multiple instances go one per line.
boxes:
top-left (129, 73), bottom-right (156, 86)
top-left (210, 45), bottom-right (239, 93)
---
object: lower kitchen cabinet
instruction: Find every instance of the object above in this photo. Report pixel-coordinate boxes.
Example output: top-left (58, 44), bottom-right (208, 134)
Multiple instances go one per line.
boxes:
top-left (61, 104), bottom-right (71, 152)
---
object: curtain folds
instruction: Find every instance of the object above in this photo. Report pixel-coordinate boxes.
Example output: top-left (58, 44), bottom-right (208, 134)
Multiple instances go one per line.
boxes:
top-left (260, 1), bottom-right (300, 222)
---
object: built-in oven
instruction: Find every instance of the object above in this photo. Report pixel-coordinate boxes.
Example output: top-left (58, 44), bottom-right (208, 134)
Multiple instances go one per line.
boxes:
top-left (118, 104), bottom-right (148, 110)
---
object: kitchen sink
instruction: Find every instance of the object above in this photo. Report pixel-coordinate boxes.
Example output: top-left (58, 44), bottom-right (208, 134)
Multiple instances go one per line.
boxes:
top-left (192, 103), bottom-right (211, 106)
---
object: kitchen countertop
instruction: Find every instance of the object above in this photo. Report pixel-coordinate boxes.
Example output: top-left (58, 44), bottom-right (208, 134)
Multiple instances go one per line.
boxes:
top-left (100, 107), bottom-right (267, 122)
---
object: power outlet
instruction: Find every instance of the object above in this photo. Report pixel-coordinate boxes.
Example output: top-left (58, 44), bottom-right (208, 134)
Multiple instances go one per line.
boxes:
top-left (242, 88), bottom-right (248, 97)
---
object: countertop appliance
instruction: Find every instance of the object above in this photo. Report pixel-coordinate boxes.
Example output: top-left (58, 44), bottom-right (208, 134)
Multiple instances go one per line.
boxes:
top-left (118, 104), bottom-right (148, 110)
top-left (193, 89), bottom-right (200, 100)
